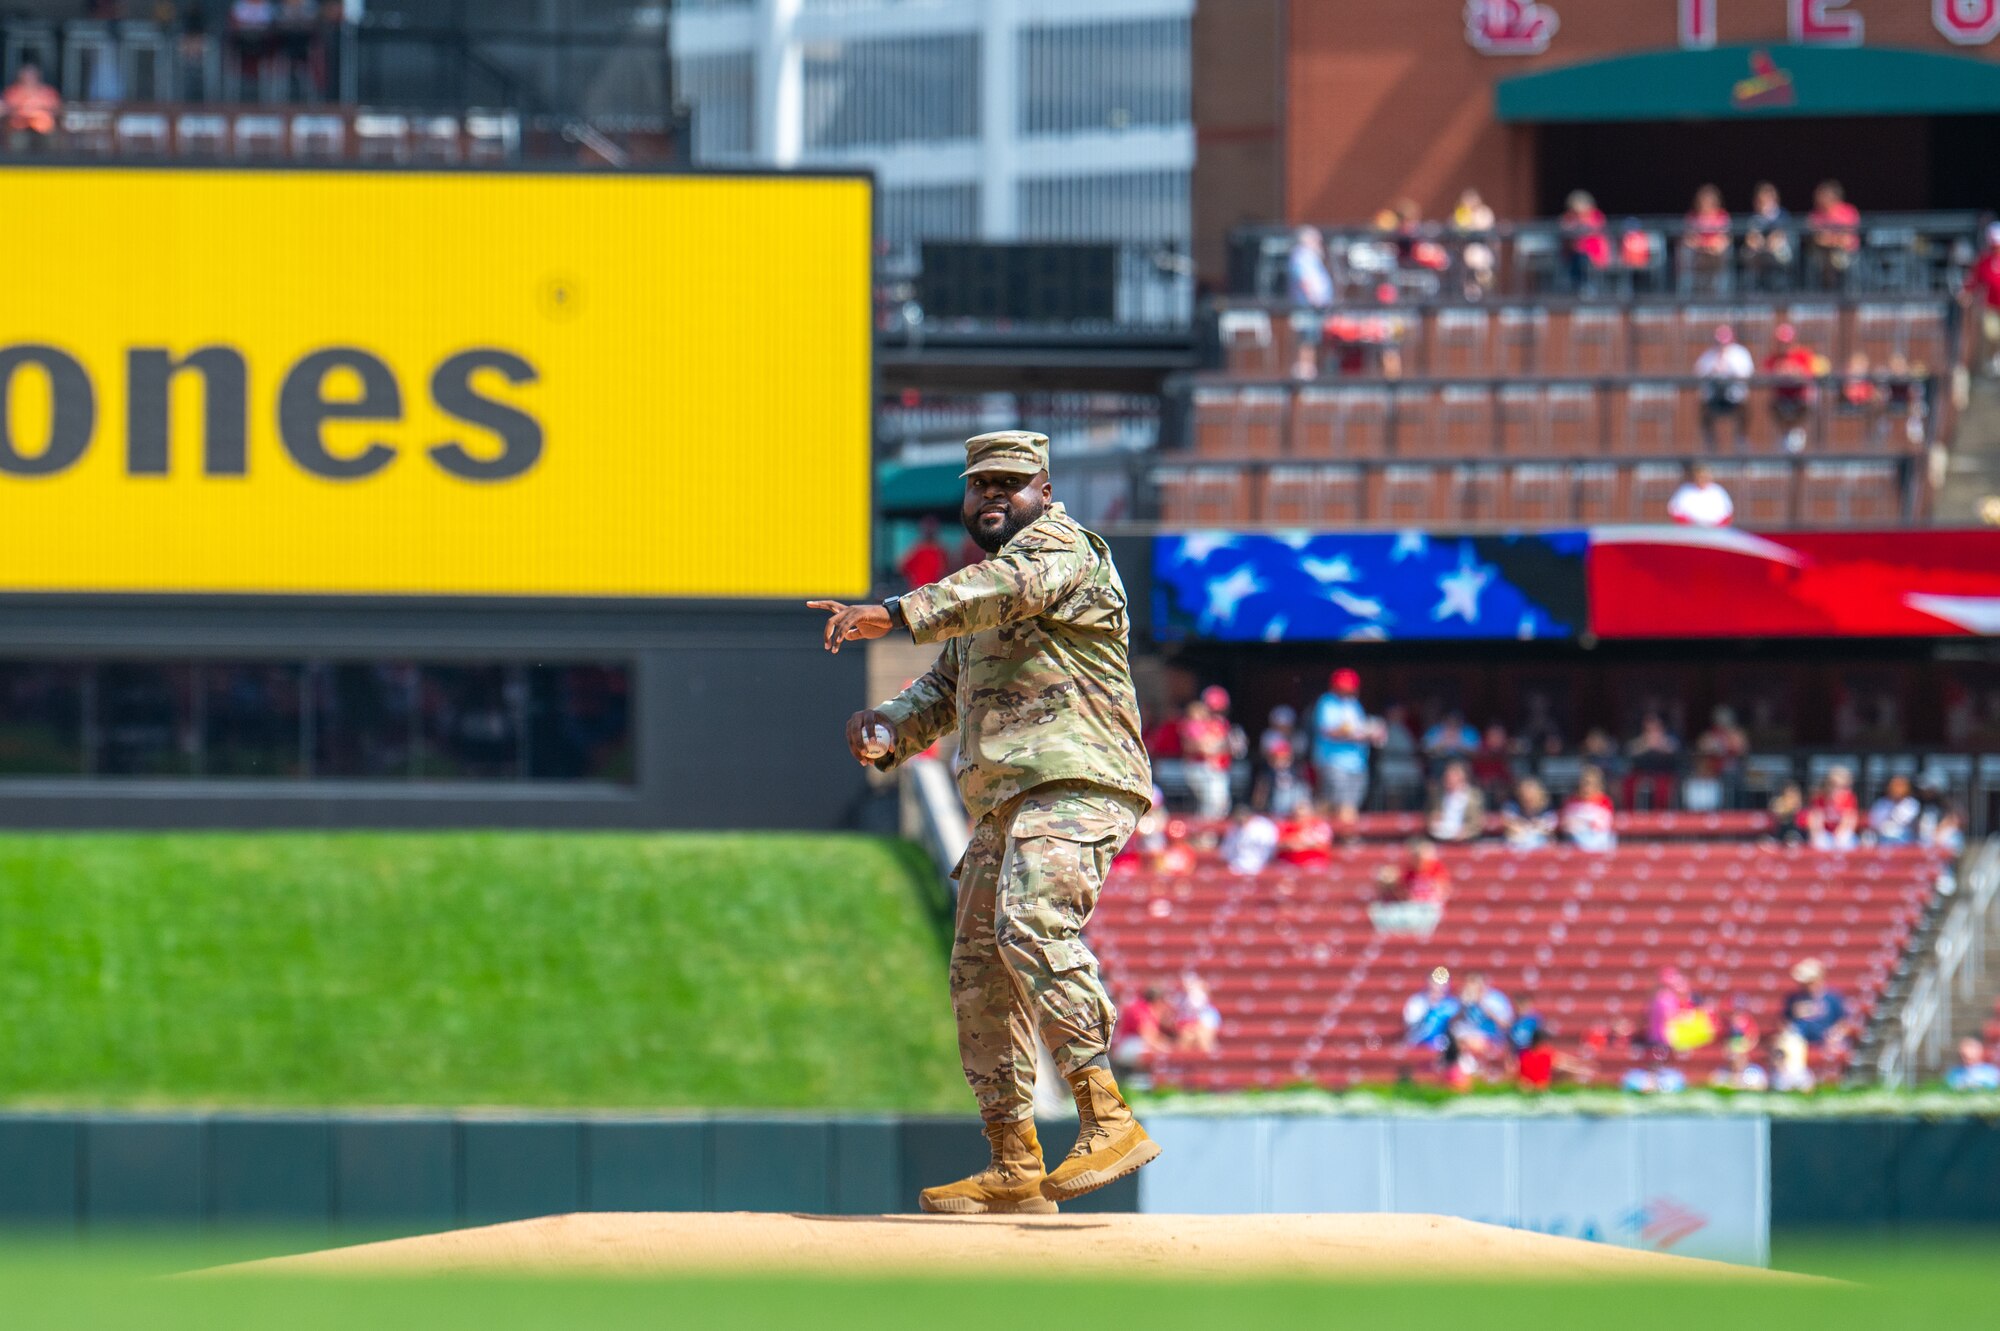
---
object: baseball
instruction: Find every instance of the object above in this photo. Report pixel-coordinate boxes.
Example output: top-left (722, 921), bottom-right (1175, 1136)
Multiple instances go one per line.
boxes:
top-left (859, 721), bottom-right (894, 760)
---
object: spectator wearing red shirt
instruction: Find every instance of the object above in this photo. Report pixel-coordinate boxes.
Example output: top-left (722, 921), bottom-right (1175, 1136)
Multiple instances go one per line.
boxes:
top-left (2, 63), bottom-right (60, 152)
top-left (1561, 766), bottom-right (1617, 853)
top-left (1378, 837), bottom-right (1450, 904)
top-left (897, 515), bottom-right (949, 591)
top-left (1961, 224), bottom-right (2000, 377)
top-left (1468, 722), bottom-right (1513, 802)
top-left (1764, 323), bottom-right (1821, 454)
top-left (1805, 180), bottom-right (1860, 290)
top-left (1275, 809), bottom-right (1334, 868)
top-left (1560, 190), bottom-right (1611, 293)
top-left (1809, 766), bottom-right (1860, 851)
top-left (1179, 686), bottom-right (1238, 819)
top-left (1681, 184), bottom-right (1731, 295)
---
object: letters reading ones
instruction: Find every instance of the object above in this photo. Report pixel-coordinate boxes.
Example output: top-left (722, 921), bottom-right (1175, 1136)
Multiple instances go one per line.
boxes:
top-left (0, 344), bottom-right (543, 481)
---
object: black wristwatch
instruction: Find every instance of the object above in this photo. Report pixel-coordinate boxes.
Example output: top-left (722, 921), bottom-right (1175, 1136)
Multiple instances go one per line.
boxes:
top-left (882, 596), bottom-right (907, 631)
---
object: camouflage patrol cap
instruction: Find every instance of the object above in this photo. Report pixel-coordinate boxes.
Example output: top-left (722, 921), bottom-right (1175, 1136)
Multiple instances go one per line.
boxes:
top-left (960, 430), bottom-right (1050, 478)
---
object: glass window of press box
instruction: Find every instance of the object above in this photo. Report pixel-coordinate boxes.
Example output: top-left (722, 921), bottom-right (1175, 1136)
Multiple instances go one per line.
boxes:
top-left (0, 661), bottom-right (633, 784)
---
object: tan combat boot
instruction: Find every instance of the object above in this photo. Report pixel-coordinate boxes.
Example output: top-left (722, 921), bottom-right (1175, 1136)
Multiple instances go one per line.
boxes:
top-left (1041, 1066), bottom-right (1161, 1202)
top-left (917, 1118), bottom-right (1058, 1214)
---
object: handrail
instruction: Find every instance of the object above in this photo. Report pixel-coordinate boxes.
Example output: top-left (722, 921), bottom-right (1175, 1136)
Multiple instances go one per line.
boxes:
top-left (899, 755), bottom-right (968, 901)
top-left (1882, 837), bottom-right (2000, 1087)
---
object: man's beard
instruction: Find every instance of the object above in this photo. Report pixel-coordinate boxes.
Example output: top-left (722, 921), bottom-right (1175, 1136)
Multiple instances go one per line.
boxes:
top-left (964, 506), bottom-right (1036, 554)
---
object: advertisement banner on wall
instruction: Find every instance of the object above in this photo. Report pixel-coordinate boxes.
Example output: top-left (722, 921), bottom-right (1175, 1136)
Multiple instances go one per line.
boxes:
top-left (1152, 530), bottom-right (1589, 643)
top-left (1587, 526), bottom-right (2000, 638)
top-left (0, 166), bottom-right (872, 600)
top-left (1137, 1114), bottom-right (1769, 1266)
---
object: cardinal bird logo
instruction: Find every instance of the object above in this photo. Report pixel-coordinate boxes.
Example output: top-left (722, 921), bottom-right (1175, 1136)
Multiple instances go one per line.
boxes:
top-left (1732, 50), bottom-right (1797, 110)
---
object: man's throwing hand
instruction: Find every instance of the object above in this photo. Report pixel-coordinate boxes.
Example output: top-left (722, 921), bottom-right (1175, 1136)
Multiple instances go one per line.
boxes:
top-left (808, 600), bottom-right (891, 654)
top-left (844, 709), bottom-right (898, 766)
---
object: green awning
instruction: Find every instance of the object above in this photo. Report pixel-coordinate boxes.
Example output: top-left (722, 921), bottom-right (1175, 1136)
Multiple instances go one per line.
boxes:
top-left (1496, 44), bottom-right (2000, 123)
top-left (875, 457), bottom-right (963, 512)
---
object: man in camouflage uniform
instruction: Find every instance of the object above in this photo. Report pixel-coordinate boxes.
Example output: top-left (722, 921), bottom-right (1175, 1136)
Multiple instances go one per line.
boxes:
top-left (809, 430), bottom-right (1158, 1213)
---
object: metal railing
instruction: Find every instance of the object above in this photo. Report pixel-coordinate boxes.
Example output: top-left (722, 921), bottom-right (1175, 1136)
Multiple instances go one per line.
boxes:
top-left (1882, 836), bottom-right (1998, 1087)
top-left (899, 755), bottom-right (969, 900)
top-left (1232, 212), bottom-right (1985, 304)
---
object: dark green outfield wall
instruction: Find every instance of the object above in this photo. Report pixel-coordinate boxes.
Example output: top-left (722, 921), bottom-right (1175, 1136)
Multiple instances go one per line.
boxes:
top-left (0, 1114), bottom-right (1136, 1233)
top-left (1771, 1117), bottom-right (2000, 1232)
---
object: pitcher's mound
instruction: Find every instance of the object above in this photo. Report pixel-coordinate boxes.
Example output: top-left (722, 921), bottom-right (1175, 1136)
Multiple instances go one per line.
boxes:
top-left (223, 1212), bottom-right (1799, 1282)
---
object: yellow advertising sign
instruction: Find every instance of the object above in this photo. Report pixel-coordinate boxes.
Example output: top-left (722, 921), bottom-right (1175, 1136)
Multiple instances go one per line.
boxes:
top-left (0, 166), bottom-right (871, 598)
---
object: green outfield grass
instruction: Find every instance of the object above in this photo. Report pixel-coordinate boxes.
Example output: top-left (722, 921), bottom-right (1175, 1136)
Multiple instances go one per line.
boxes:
top-left (0, 1235), bottom-right (1995, 1331)
top-left (0, 832), bottom-right (963, 1111)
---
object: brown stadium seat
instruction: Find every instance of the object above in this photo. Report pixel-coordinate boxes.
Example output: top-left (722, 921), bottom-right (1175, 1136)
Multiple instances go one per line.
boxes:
top-left (1574, 462), bottom-right (1625, 520)
top-left (1628, 462), bottom-right (1686, 520)
top-left (1430, 307), bottom-right (1490, 376)
top-left (1192, 386), bottom-right (1287, 457)
top-left (1678, 305), bottom-right (1738, 365)
top-left (1497, 384), bottom-right (1545, 455)
top-left (1292, 385), bottom-right (1393, 459)
top-left (1452, 465), bottom-right (1504, 524)
top-left (1546, 384), bottom-right (1602, 455)
top-left (1823, 398), bottom-right (1886, 453)
top-left (1494, 306), bottom-right (1547, 375)
top-left (1437, 385), bottom-right (1495, 457)
top-left (1388, 385), bottom-right (1439, 456)
top-left (1506, 463), bottom-right (1571, 523)
top-left (1263, 465), bottom-right (1364, 525)
top-left (1563, 306), bottom-right (1625, 374)
top-left (1373, 464), bottom-right (1446, 524)
top-left (1784, 302), bottom-right (1840, 361)
top-left (1191, 387), bottom-right (1236, 456)
top-left (1216, 307), bottom-right (1277, 374)
top-left (1618, 382), bottom-right (1685, 455)
top-left (1855, 301), bottom-right (1948, 369)
top-left (1706, 461), bottom-right (1794, 526)
top-left (1156, 466), bottom-right (1254, 524)
top-left (1799, 460), bottom-right (1903, 526)
top-left (1630, 307), bottom-right (1678, 373)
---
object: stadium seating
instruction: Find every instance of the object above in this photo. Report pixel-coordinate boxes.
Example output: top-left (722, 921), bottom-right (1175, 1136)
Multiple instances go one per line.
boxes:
top-left (1091, 840), bottom-right (1948, 1091)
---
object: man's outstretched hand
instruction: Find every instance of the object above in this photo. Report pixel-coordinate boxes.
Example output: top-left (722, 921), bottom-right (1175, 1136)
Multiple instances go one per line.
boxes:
top-left (808, 600), bottom-right (891, 654)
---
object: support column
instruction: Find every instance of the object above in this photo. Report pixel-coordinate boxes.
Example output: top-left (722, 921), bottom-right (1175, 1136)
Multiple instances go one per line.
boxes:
top-left (755, 0), bottom-right (803, 167)
top-left (978, 0), bottom-right (1018, 239)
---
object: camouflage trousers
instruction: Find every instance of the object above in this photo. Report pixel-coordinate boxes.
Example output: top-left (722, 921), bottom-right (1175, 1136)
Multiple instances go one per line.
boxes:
top-left (950, 780), bottom-right (1143, 1124)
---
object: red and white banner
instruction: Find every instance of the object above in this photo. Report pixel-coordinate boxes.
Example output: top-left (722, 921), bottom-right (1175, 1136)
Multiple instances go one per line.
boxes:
top-left (1588, 527), bottom-right (2000, 638)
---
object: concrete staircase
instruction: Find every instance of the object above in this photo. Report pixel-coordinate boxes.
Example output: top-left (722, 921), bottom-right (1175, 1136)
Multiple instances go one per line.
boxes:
top-left (1935, 368), bottom-right (2000, 523)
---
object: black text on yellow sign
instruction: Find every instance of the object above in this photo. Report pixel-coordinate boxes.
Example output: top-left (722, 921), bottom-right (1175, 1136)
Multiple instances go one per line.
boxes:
top-left (0, 167), bottom-right (872, 599)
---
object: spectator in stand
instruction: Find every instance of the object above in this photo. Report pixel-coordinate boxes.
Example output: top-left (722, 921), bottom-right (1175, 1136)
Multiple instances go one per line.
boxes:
top-left (1782, 958), bottom-right (1851, 1057)
top-left (1312, 668), bottom-right (1378, 837)
top-left (1579, 727), bottom-right (1624, 782)
top-left (1421, 709), bottom-right (1479, 766)
top-left (1447, 972), bottom-right (1513, 1087)
top-left (2, 62), bottom-right (60, 153)
top-left (1809, 766), bottom-right (1861, 850)
top-left (1680, 184), bottom-right (1732, 294)
top-left (1695, 326), bottom-right (1756, 451)
top-left (1562, 765), bottom-right (1618, 852)
top-left (897, 515), bottom-right (950, 591)
top-left (1221, 807), bottom-right (1280, 876)
top-left (1623, 713), bottom-right (1681, 811)
top-left (1501, 777), bottom-right (1558, 850)
top-left (1427, 761), bottom-right (1486, 844)
top-left (1254, 704), bottom-right (1303, 813)
top-left (1378, 837), bottom-right (1450, 904)
top-left (1741, 181), bottom-right (1794, 291)
top-left (1768, 781), bottom-right (1810, 846)
top-left (1275, 806), bottom-right (1334, 868)
top-left (1469, 722), bottom-right (1513, 802)
top-left (1668, 461), bottom-right (1734, 528)
top-left (1946, 1038), bottom-right (2000, 1091)
top-left (1932, 803), bottom-right (1966, 856)
top-left (1770, 1028), bottom-right (1815, 1093)
top-left (1882, 352), bottom-right (1928, 448)
top-left (1805, 179), bottom-right (1861, 290)
top-left (1450, 187), bottom-right (1497, 300)
top-left (1764, 323), bottom-right (1821, 455)
top-left (1110, 986), bottom-right (1173, 1086)
top-left (1867, 774), bottom-right (1921, 845)
top-left (230, 0), bottom-right (278, 88)
top-left (1171, 972), bottom-right (1221, 1055)
top-left (1962, 224), bottom-right (2000, 377)
top-left (1288, 226), bottom-right (1336, 378)
top-left (1560, 190), bottom-right (1612, 293)
top-left (1692, 706), bottom-right (1748, 808)
top-left (1710, 1037), bottom-right (1771, 1091)
top-left (1403, 966), bottom-right (1460, 1076)
top-left (1179, 687), bottom-right (1239, 819)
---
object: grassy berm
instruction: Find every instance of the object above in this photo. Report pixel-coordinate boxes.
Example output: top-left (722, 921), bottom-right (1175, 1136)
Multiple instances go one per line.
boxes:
top-left (0, 833), bottom-right (962, 1111)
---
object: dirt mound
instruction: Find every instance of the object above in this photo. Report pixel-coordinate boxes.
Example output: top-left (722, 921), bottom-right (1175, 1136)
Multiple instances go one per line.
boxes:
top-left (221, 1212), bottom-right (1805, 1283)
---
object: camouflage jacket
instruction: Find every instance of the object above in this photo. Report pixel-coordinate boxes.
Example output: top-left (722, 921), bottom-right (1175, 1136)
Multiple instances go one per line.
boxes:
top-left (874, 503), bottom-right (1153, 820)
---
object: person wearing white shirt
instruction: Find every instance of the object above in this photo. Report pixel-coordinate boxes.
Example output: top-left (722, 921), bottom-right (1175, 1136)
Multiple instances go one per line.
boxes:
top-left (1695, 325), bottom-right (1756, 450)
top-left (1668, 462), bottom-right (1734, 527)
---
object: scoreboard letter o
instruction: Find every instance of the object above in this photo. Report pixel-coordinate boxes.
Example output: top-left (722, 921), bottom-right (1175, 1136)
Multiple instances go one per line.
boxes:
top-left (1936, 0), bottom-right (2000, 45)
top-left (0, 345), bottom-right (93, 477)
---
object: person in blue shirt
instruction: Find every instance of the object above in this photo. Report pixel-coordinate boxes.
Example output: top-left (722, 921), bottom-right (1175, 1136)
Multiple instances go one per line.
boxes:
top-left (1946, 1038), bottom-right (2000, 1092)
top-left (1781, 958), bottom-right (1849, 1050)
top-left (1311, 667), bottom-right (1378, 838)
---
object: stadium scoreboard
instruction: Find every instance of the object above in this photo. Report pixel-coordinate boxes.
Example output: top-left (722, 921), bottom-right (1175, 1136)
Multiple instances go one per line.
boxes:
top-left (0, 166), bottom-right (872, 599)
